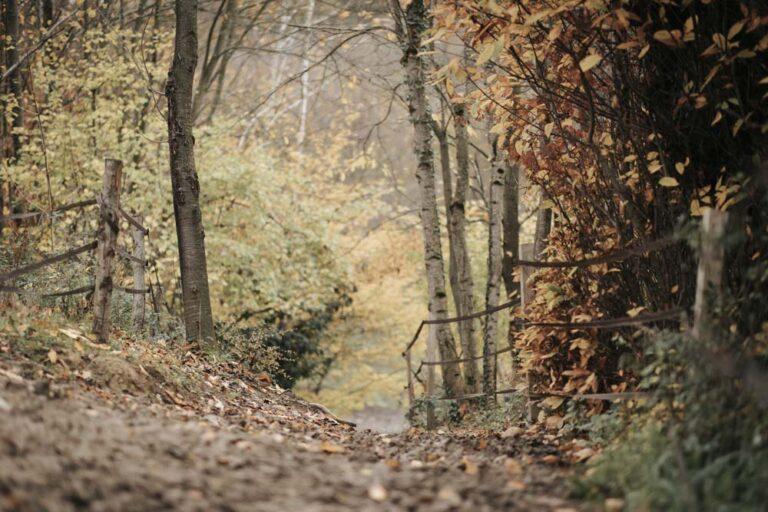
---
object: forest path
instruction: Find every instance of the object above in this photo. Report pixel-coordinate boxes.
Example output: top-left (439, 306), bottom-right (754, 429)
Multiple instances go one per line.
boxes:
top-left (0, 364), bottom-right (581, 511)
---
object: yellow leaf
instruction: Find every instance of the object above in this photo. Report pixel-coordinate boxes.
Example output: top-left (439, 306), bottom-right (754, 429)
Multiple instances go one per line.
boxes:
top-left (320, 441), bottom-right (346, 454)
top-left (476, 43), bottom-right (495, 66)
top-left (579, 54), bottom-right (602, 72)
top-left (659, 177), bottom-right (679, 187)
top-left (675, 162), bottom-right (686, 174)
top-left (541, 396), bottom-right (565, 409)
top-left (48, 349), bottom-right (58, 364)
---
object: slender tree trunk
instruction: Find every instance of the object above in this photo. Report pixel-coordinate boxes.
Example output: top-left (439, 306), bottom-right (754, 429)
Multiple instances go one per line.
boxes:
top-left (391, 0), bottom-right (462, 397)
top-left (297, 0), bottom-right (315, 148)
top-left (533, 201), bottom-right (552, 261)
top-left (483, 136), bottom-right (505, 401)
top-left (501, 161), bottom-right (520, 297)
top-left (2, 0), bottom-right (23, 230)
top-left (501, 153), bottom-right (520, 376)
top-left (166, 0), bottom-right (215, 343)
top-left (435, 125), bottom-right (478, 393)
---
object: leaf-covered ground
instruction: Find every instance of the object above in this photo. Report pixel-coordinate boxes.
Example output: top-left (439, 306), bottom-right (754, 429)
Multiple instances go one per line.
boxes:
top-left (0, 335), bottom-right (583, 511)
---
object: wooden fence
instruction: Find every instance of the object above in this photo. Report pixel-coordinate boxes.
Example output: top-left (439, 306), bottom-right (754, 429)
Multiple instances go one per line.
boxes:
top-left (0, 158), bottom-right (154, 344)
top-left (403, 216), bottom-right (724, 429)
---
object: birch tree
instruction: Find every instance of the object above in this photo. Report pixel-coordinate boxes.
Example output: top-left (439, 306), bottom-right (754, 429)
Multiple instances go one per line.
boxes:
top-left (482, 135), bottom-right (505, 400)
top-left (389, 0), bottom-right (462, 398)
top-left (297, 0), bottom-right (315, 148)
top-left (166, 0), bottom-right (215, 342)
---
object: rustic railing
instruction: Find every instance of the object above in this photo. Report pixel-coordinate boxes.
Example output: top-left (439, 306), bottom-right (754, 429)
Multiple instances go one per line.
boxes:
top-left (403, 230), bottom-right (692, 428)
top-left (0, 158), bottom-right (155, 344)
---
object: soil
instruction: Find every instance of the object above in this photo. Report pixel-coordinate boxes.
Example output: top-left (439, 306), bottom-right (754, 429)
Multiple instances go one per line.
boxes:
top-left (0, 345), bottom-right (585, 512)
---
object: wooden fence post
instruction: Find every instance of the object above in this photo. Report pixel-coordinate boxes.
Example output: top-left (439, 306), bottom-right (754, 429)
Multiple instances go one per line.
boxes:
top-left (520, 243), bottom-right (541, 422)
top-left (92, 159), bottom-right (122, 344)
top-left (426, 314), bottom-right (438, 430)
top-left (131, 215), bottom-right (146, 330)
top-left (693, 209), bottom-right (728, 341)
top-left (405, 348), bottom-right (415, 409)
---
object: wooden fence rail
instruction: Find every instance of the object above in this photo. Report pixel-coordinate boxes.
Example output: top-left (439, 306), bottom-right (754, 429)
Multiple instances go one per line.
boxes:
top-left (403, 229), bottom-right (692, 427)
top-left (0, 158), bottom-right (151, 345)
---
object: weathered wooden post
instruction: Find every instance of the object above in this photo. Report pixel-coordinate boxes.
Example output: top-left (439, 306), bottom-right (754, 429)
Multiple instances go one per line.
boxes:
top-left (131, 215), bottom-right (146, 330)
top-left (92, 159), bottom-right (123, 344)
top-left (693, 209), bottom-right (728, 341)
top-left (426, 315), bottom-right (438, 430)
top-left (520, 243), bottom-right (540, 422)
top-left (405, 348), bottom-right (415, 408)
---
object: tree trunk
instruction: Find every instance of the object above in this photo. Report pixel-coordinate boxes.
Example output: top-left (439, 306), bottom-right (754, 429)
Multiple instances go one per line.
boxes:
top-left (483, 137), bottom-right (505, 401)
top-left (391, 0), bottom-right (462, 398)
top-left (501, 160), bottom-right (520, 297)
top-left (533, 202), bottom-right (552, 261)
top-left (166, 0), bottom-right (215, 343)
top-left (297, 0), bottom-right (315, 148)
top-left (501, 154), bottom-right (520, 378)
top-left (435, 107), bottom-right (479, 393)
top-left (2, 0), bottom-right (23, 231)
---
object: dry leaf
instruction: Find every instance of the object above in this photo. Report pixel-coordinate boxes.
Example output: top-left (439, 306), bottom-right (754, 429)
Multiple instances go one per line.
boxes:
top-left (460, 457), bottom-right (479, 475)
top-left (320, 441), bottom-right (345, 454)
top-left (579, 54), bottom-right (602, 72)
top-left (47, 349), bottom-right (58, 364)
top-left (505, 458), bottom-right (523, 476)
top-left (659, 177), bottom-right (679, 187)
top-left (501, 426), bottom-right (523, 439)
top-left (367, 483), bottom-right (387, 502)
top-left (572, 447), bottom-right (595, 462)
top-left (541, 454), bottom-right (560, 464)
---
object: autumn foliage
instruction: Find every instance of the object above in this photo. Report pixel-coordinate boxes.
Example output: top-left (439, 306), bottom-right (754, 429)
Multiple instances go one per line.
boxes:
top-left (432, 0), bottom-right (768, 398)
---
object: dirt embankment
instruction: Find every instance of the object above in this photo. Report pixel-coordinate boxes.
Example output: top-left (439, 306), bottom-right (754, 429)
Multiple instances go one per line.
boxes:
top-left (0, 334), bottom-right (582, 512)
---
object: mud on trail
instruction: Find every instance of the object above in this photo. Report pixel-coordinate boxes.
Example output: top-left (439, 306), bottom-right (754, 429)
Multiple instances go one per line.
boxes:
top-left (0, 338), bottom-right (582, 512)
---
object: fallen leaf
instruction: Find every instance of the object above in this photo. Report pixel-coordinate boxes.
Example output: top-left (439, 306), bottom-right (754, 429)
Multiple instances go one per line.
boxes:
top-left (545, 415), bottom-right (564, 430)
top-left (437, 486), bottom-right (462, 505)
top-left (320, 441), bottom-right (345, 454)
top-left (368, 483), bottom-right (387, 502)
top-left (501, 426), bottom-right (523, 439)
top-left (505, 458), bottom-right (523, 476)
top-left (541, 396), bottom-right (565, 409)
top-left (541, 454), bottom-right (560, 464)
top-left (605, 498), bottom-right (625, 512)
top-left (572, 447), bottom-right (595, 462)
top-left (507, 479), bottom-right (527, 491)
top-left (47, 349), bottom-right (58, 364)
top-left (460, 456), bottom-right (479, 475)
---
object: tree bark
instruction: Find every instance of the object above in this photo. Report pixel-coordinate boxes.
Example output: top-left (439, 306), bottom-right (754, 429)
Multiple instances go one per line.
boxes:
top-left (92, 159), bottom-right (123, 344)
top-left (483, 136), bottom-right (505, 401)
top-left (2, 0), bottom-right (23, 231)
top-left (390, 0), bottom-right (462, 398)
top-left (501, 160), bottom-right (520, 298)
top-left (533, 201), bottom-right (552, 261)
top-left (435, 107), bottom-right (479, 393)
top-left (297, 0), bottom-right (315, 148)
top-left (166, 0), bottom-right (215, 343)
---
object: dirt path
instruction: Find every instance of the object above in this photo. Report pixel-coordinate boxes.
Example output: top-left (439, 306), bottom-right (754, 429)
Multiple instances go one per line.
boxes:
top-left (0, 363), bottom-right (580, 511)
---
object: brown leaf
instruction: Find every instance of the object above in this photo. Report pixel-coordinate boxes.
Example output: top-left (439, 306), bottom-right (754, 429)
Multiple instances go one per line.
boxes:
top-left (368, 483), bottom-right (387, 502)
top-left (460, 456), bottom-right (479, 475)
top-left (320, 441), bottom-right (345, 454)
